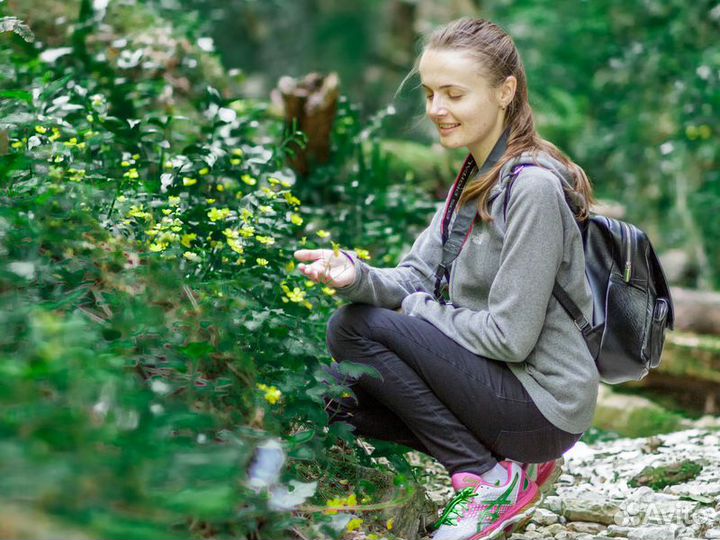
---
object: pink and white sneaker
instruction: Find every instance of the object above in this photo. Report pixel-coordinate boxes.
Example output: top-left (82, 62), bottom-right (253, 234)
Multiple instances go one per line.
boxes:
top-left (522, 457), bottom-right (563, 495)
top-left (431, 461), bottom-right (540, 540)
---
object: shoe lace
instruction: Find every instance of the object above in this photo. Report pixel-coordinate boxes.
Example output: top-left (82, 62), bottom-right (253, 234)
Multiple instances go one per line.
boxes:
top-left (433, 486), bottom-right (476, 529)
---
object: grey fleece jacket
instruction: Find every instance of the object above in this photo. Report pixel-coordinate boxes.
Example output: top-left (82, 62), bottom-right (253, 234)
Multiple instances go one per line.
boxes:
top-left (334, 151), bottom-right (600, 434)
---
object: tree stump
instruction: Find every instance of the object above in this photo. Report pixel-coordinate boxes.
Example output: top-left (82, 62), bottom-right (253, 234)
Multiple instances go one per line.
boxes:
top-left (271, 72), bottom-right (340, 176)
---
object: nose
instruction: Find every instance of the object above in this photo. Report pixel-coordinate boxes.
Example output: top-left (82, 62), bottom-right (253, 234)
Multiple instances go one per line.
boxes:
top-left (427, 95), bottom-right (448, 119)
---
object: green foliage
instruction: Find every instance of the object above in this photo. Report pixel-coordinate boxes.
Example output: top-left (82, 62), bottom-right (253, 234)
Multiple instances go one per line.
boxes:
top-left (0, 2), bottom-right (430, 537)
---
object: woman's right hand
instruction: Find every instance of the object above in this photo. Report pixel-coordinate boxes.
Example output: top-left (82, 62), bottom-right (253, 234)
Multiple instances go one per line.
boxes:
top-left (293, 249), bottom-right (357, 289)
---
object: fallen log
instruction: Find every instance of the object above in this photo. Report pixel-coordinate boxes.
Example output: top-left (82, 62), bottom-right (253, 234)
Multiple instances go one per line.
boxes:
top-left (668, 286), bottom-right (720, 335)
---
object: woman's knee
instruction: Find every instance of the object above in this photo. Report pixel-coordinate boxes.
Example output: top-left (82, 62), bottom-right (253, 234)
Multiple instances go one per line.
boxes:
top-left (326, 303), bottom-right (376, 357)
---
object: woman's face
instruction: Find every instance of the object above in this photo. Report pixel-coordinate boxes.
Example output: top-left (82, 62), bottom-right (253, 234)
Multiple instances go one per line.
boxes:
top-left (418, 48), bottom-right (513, 162)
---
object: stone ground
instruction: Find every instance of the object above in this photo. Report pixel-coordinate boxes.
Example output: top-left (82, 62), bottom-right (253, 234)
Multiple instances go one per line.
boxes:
top-left (407, 421), bottom-right (720, 540)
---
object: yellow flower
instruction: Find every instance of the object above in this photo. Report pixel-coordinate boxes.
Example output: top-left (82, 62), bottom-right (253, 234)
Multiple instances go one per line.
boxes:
top-left (255, 235), bottom-right (275, 245)
top-left (223, 228), bottom-right (239, 239)
top-left (256, 383), bottom-right (282, 405)
top-left (206, 198), bottom-right (216, 204)
top-left (322, 287), bottom-right (336, 296)
top-left (305, 280), bottom-right (316, 288)
top-left (127, 205), bottom-right (151, 220)
top-left (256, 258), bottom-right (268, 267)
top-left (35, 125), bottom-right (47, 134)
top-left (240, 208), bottom-right (254, 222)
top-left (268, 177), bottom-right (280, 185)
top-left (239, 225), bottom-right (255, 238)
top-left (121, 160), bottom-right (131, 167)
top-left (168, 196), bottom-right (181, 206)
top-left (284, 192), bottom-right (301, 206)
top-left (316, 230), bottom-right (330, 239)
top-left (285, 260), bottom-right (296, 272)
top-left (49, 128), bottom-right (61, 142)
top-left (149, 242), bottom-right (167, 252)
top-left (386, 518), bottom-right (394, 530)
top-left (261, 186), bottom-right (278, 199)
top-left (208, 207), bottom-right (231, 222)
top-left (227, 238), bottom-right (244, 254)
top-left (117, 195), bottom-right (127, 203)
top-left (11, 140), bottom-right (23, 149)
top-left (183, 251), bottom-right (200, 262)
top-left (230, 158), bottom-right (241, 166)
top-left (354, 248), bottom-right (371, 260)
top-left (123, 168), bottom-right (139, 180)
top-left (181, 233), bottom-right (197, 248)
top-left (231, 148), bottom-right (244, 157)
top-left (199, 167), bottom-right (210, 176)
top-left (290, 213), bottom-right (303, 226)
top-left (217, 184), bottom-right (225, 192)
top-left (132, 154), bottom-right (140, 160)
top-left (285, 287), bottom-right (306, 303)
top-left (280, 178), bottom-right (292, 188)
top-left (241, 174), bottom-right (257, 186)
top-left (258, 205), bottom-right (273, 214)
top-left (162, 209), bottom-right (173, 216)
top-left (183, 177), bottom-right (197, 186)
top-left (164, 160), bottom-right (174, 169)
top-left (346, 518), bottom-right (363, 532)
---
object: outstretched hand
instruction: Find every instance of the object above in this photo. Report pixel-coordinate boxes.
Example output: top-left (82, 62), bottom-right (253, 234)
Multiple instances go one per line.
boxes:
top-left (293, 249), bottom-right (356, 289)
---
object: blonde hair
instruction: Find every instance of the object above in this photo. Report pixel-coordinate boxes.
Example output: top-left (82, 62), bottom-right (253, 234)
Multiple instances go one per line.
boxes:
top-left (398, 17), bottom-right (594, 222)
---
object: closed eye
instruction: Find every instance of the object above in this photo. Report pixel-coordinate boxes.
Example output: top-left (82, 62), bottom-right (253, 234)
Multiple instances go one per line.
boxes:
top-left (425, 94), bottom-right (463, 101)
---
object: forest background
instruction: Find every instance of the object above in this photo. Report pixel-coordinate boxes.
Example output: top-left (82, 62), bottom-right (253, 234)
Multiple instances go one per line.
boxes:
top-left (1, 0), bottom-right (718, 539)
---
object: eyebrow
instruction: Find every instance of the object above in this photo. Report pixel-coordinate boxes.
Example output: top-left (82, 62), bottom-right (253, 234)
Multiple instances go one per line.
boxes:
top-left (420, 83), bottom-right (467, 91)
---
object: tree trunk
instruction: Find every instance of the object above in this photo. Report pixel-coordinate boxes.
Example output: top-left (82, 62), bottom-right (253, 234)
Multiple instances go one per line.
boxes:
top-left (271, 72), bottom-right (340, 176)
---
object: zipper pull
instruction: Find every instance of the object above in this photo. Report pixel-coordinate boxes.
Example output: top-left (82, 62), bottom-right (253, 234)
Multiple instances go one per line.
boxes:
top-left (624, 261), bottom-right (632, 282)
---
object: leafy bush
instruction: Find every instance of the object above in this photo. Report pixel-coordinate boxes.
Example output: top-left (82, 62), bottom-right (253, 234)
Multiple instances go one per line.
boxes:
top-left (0, 2), bottom-right (436, 538)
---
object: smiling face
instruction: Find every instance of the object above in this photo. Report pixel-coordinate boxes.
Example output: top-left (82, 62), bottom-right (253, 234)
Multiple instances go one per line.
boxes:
top-left (418, 48), bottom-right (515, 164)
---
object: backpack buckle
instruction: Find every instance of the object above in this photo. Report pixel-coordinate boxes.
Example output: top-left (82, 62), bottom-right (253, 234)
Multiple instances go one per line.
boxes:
top-left (574, 318), bottom-right (591, 334)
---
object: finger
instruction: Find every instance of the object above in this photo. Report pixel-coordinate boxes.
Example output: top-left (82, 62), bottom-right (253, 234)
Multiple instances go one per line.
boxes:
top-left (294, 249), bottom-right (323, 261)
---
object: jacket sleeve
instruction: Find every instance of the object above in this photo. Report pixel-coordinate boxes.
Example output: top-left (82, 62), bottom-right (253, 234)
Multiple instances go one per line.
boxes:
top-left (400, 170), bottom-right (565, 362)
top-left (333, 204), bottom-right (445, 309)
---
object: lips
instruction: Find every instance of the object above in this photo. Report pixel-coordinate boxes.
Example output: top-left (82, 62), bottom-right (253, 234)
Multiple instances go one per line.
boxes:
top-left (438, 123), bottom-right (460, 134)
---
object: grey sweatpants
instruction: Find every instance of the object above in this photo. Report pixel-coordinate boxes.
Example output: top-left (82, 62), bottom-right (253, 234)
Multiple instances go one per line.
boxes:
top-left (324, 303), bottom-right (582, 476)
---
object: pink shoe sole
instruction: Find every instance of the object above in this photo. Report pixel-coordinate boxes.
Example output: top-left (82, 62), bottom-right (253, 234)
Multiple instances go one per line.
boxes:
top-left (467, 481), bottom-right (541, 540)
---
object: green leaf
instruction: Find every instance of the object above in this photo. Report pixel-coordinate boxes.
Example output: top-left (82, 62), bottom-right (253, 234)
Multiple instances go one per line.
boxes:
top-left (0, 90), bottom-right (32, 103)
top-left (288, 429), bottom-right (315, 446)
top-left (335, 361), bottom-right (382, 381)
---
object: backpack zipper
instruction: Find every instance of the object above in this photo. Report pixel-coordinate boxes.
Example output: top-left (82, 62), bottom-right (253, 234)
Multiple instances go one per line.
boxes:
top-left (622, 222), bottom-right (632, 282)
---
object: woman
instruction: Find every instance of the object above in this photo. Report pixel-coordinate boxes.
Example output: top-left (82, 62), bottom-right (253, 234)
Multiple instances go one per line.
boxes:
top-left (294, 17), bottom-right (599, 540)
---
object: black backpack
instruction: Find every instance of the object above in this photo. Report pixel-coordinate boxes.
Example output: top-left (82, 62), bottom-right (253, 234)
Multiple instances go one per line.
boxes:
top-left (502, 164), bottom-right (675, 384)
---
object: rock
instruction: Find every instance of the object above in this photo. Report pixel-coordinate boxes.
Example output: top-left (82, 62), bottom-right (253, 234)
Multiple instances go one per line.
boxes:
top-left (530, 507), bottom-right (560, 526)
top-left (544, 495), bottom-right (564, 514)
top-left (566, 521), bottom-right (607, 534)
top-left (562, 490), bottom-right (622, 525)
top-left (626, 524), bottom-right (679, 540)
top-left (705, 529), bottom-right (720, 539)
top-left (606, 524), bottom-right (634, 536)
top-left (554, 532), bottom-right (581, 540)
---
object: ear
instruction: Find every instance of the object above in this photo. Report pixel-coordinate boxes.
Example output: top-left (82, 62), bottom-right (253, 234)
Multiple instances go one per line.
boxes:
top-left (497, 76), bottom-right (517, 108)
